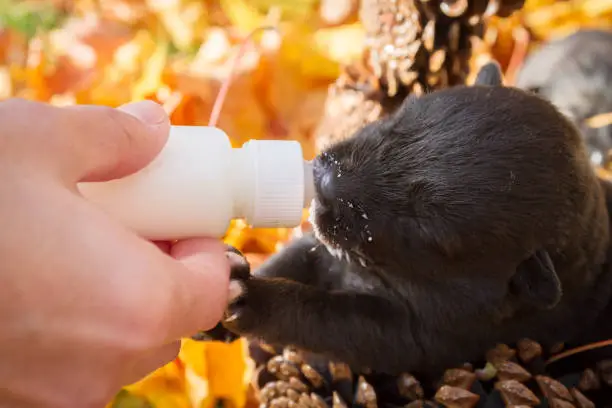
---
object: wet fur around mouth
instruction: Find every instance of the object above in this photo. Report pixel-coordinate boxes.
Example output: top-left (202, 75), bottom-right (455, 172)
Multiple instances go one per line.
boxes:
top-left (200, 62), bottom-right (612, 380)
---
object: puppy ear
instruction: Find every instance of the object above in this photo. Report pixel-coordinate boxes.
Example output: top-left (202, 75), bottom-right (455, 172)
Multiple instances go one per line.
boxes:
top-left (509, 249), bottom-right (562, 309)
top-left (397, 93), bottom-right (420, 111)
top-left (474, 61), bottom-right (503, 87)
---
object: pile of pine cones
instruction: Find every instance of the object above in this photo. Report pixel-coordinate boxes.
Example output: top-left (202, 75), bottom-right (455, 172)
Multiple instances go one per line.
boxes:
top-left (360, 0), bottom-right (524, 97)
top-left (247, 340), bottom-right (611, 408)
top-left (314, 0), bottom-right (526, 150)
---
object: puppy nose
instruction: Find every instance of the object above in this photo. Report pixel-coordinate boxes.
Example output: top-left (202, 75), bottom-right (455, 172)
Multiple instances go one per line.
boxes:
top-left (313, 158), bottom-right (336, 204)
top-left (319, 172), bottom-right (335, 201)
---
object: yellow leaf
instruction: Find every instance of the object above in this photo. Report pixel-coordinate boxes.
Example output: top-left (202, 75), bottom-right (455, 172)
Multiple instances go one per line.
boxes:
top-left (248, 0), bottom-right (318, 21)
top-left (279, 23), bottom-right (342, 80)
top-left (202, 339), bottom-right (253, 408)
top-left (219, 0), bottom-right (268, 33)
top-left (114, 29), bottom-right (157, 73)
top-left (146, 0), bottom-right (208, 51)
top-left (180, 339), bottom-right (252, 408)
top-left (179, 338), bottom-right (208, 378)
top-left (131, 40), bottom-right (168, 100)
top-left (312, 23), bottom-right (365, 66)
top-left (122, 359), bottom-right (192, 408)
top-left (75, 28), bottom-right (159, 106)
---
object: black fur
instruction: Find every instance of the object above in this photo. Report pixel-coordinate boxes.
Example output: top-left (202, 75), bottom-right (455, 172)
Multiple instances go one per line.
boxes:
top-left (515, 29), bottom-right (612, 166)
top-left (201, 62), bottom-right (612, 380)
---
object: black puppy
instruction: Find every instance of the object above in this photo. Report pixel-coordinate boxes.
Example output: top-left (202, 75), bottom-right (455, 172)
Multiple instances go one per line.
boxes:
top-left (515, 29), bottom-right (612, 166)
top-left (200, 62), bottom-right (612, 379)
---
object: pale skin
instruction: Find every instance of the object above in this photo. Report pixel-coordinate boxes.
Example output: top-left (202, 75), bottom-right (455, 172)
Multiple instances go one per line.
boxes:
top-left (0, 98), bottom-right (231, 408)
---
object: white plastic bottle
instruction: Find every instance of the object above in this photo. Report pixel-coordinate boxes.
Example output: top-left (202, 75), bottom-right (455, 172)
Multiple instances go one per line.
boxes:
top-left (78, 126), bottom-right (315, 240)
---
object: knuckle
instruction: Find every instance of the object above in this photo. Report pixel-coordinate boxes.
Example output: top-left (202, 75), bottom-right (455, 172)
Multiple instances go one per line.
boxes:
top-left (101, 105), bottom-right (137, 138)
top-left (99, 105), bottom-right (140, 165)
top-left (100, 106), bottom-right (134, 146)
top-left (99, 104), bottom-right (125, 124)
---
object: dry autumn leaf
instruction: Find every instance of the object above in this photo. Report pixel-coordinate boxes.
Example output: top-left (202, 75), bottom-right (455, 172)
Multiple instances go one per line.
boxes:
top-left (179, 338), bottom-right (254, 408)
top-left (120, 359), bottom-right (192, 408)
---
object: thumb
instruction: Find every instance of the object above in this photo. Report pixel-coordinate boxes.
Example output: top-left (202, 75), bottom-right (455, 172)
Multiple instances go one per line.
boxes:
top-left (77, 100), bottom-right (171, 182)
top-left (1, 98), bottom-right (171, 183)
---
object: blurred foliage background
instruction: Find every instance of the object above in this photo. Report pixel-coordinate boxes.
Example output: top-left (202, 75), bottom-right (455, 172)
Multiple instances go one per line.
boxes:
top-left (0, 0), bottom-right (610, 407)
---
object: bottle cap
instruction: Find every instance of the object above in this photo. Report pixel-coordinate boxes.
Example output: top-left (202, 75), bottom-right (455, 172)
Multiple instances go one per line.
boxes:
top-left (243, 140), bottom-right (313, 228)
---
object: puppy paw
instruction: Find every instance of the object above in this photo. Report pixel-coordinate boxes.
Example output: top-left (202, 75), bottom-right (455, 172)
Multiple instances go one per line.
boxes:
top-left (191, 321), bottom-right (240, 343)
top-left (225, 245), bottom-right (251, 282)
top-left (190, 245), bottom-right (251, 343)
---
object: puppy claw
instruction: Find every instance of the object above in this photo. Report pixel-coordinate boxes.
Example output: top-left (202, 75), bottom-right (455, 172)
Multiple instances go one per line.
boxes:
top-left (228, 279), bottom-right (246, 304)
top-left (227, 250), bottom-right (248, 268)
top-left (191, 322), bottom-right (239, 343)
top-left (225, 244), bottom-right (244, 256)
top-left (191, 331), bottom-right (213, 341)
top-left (224, 311), bottom-right (240, 323)
top-left (225, 248), bottom-right (251, 281)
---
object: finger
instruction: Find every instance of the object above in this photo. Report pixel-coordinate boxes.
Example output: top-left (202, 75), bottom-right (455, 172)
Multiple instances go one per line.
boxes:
top-left (1, 98), bottom-right (170, 183)
top-left (37, 188), bottom-right (230, 348)
top-left (161, 238), bottom-right (231, 340)
top-left (121, 341), bottom-right (181, 386)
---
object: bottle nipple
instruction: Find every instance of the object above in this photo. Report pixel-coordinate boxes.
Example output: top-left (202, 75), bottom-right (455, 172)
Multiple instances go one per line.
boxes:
top-left (242, 140), bottom-right (315, 228)
top-left (303, 160), bottom-right (315, 207)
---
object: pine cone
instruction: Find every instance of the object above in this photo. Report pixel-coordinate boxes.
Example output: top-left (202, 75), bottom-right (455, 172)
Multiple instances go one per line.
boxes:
top-left (247, 339), bottom-right (611, 408)
top-left (361, 0), bottom-right (526, 96)
top-left (314, 0), bottom-right (526, 151)
top-left (248, 340), bottom-right (442, 408)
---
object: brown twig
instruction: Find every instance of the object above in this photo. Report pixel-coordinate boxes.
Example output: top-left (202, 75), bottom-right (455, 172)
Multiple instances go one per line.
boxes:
top-left (546, 339), bottom-right (612, 365)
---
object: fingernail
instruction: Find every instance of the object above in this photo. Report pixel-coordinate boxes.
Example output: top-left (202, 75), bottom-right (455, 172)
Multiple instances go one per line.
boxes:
top-left (118, 100), bottom-right (168, 125)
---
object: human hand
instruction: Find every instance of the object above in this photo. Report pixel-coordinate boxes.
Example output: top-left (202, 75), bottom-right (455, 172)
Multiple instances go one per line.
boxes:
top-left (0, 99), bottom-right (230, 408)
